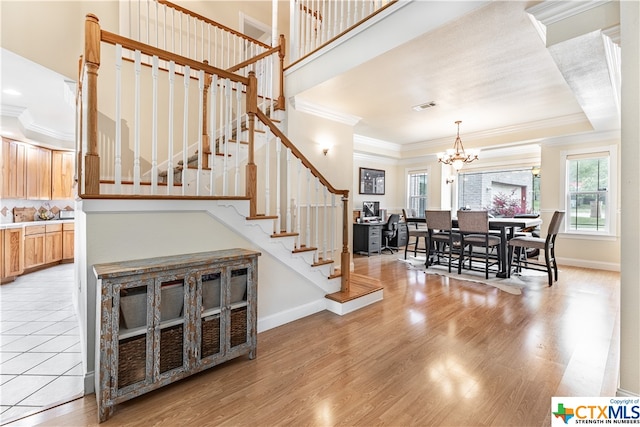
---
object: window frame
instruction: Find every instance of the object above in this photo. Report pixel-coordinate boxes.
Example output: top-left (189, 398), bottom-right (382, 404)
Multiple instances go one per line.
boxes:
top-left (406, 169), bottom-right (428, 218)
top-left (560, 145), bottom-right (618, 237)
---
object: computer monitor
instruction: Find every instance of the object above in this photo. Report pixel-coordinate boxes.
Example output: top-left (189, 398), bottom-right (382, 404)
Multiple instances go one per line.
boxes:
top-left (362, 201), bottom-right (380, 219)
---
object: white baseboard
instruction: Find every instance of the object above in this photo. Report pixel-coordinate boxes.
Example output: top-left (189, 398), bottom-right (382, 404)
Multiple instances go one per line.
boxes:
top-left (84, 371), bottom-right (95, 394)
top-left (557, 257), bottom-right (620, 272)
top-left (257, 299), bottom-right (326, 333)
top-left (617, 388), bottom-right (640, 397)
top-left (325, 289), bottom-right (383, 315)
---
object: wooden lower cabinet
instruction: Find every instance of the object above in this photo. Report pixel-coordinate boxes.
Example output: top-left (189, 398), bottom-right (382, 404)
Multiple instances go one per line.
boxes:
top-left (63, 223), bottom-right (75, 261)
top-left (3, 227), bottom-right (24, 280)
top-left (94, 249), bottom-right (260, 422)
top-left (45, 224), bottom-right (63, 264)
top-left (24, 225), bottom-right (46, 270)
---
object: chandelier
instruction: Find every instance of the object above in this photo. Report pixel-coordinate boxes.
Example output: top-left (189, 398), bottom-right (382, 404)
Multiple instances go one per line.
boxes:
top-left (437, 120), bottom-right (479, 171)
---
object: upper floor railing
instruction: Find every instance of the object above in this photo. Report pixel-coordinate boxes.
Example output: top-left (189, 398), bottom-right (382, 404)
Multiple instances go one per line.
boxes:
top-left (290, 0), bottom-right (397, 63)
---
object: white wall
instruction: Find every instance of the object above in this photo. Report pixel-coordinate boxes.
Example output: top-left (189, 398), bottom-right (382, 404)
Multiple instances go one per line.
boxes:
top-left (78, 200), bottom-right (326, 393)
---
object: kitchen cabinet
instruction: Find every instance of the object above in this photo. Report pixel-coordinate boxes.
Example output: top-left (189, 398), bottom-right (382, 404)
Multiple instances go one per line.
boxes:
top-left (26, 145), bottom-right (51, 200)
top-left (3, 227), bottom-right (24, 279)
top-left (45, 224), bottom-right (63, 264)
top-left (1, 138), bottom-right (27, 199)
top-left (52, 150), bottom-right (75, 199)
top-left (62, 222), bottom-right (75, 261)
top-left (24, 225), bottom-right (46, 269)
top-left (94, 249), bottom-right (259, 422)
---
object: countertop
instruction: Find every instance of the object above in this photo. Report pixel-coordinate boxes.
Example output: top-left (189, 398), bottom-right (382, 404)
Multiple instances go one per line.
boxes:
top-left (0, 219), bottom-right (75, 230)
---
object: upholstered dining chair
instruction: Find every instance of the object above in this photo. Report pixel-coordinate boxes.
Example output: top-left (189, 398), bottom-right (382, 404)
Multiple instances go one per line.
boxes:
top-left (402, 209), bottom-right (428, 259)
top-left (456, 210), bottom-right (502, 279)
top-left (508, 210), bottom-right (565, 286)
top-left (425, 210), bottom-right (459, 272)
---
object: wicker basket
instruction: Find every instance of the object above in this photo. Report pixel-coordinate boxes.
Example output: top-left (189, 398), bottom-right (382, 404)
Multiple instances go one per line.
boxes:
top-left (118, 335), bottom-right (146, 388)
top-left (201, 315), bottom-right (221, 358)
top-left (230, 306), bottom-right (247, 347)
top-left (159, 325), bottom-right (184, 373)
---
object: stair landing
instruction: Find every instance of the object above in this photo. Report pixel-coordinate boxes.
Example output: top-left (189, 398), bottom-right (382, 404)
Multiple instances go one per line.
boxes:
top-left (325, 273), bottom-right (383, 315)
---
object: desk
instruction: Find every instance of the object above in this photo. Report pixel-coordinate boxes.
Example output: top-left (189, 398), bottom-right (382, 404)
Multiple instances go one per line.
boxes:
top-left (406, 216), bottom-right (542, 278)
top-left (353, 222), bottom-right (383, 256)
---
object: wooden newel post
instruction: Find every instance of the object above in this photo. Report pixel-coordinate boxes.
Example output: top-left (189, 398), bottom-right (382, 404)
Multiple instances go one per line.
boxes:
top-left (84, 14), bottom-right (101, 195)
top-left (340, 192), bottom-right (351, 293)
top-left (276, 34), bottom-right (286, 111)
top-left (246, 71), bottom-right (258, 217)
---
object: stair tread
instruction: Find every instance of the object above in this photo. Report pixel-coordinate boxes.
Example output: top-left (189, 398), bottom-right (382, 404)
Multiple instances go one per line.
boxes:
top-left (312, 258), bottom-right (334, 267)
top-left (292, 245), bottom-right (316, 252)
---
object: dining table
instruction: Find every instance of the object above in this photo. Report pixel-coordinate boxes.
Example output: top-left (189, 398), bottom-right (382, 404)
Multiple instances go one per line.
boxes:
top-left (405, 215), bottom-right (543, 278)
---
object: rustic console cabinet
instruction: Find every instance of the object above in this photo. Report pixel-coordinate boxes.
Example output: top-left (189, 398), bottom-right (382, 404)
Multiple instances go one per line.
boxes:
top-left (93, 249), bottom-right (260, 422)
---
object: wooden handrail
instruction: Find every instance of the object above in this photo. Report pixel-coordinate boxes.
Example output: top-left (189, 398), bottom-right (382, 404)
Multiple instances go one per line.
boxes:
top-left (226, 44), bottom-right (282, 73)
top-left (255, 109), bottom-right (348, 197)
top-left (157, 0), bottom-right (271, 49)
top-left (100, 30), bottom-right (249, 85)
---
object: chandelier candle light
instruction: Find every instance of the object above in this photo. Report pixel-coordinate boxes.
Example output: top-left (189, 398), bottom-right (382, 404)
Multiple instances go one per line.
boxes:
top-left (437, 120), bottom-right (479, 171)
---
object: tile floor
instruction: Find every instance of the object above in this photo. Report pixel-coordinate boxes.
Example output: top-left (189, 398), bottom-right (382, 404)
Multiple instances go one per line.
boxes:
top-left (0, 263), bottom-right (83, 425)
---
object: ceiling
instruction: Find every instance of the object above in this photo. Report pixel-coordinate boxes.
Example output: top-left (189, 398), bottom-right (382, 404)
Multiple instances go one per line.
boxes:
top-left (294, 1), bottom-right (620, 155)
top-left (0, 48), bottom-right (76, 150)
top-left (0, 1), bottom-right (620, 157)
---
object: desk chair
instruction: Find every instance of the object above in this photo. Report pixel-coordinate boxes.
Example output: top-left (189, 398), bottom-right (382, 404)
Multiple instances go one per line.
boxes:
top-left (381, 214), bottom-right (400, 254)
top-left (457, 210), bottom-right (502, 279)
top-left (508, 211), bottom-right (565, 286)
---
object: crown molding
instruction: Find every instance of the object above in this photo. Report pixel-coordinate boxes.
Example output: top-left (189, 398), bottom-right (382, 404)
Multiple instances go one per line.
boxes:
top-left (354, 134), bottom-right (402, 153)
top-left (1, 105), bottom-right (74, 142)
top-left (353, 151), bottom-right (399, 166)
top-left (290, 97), bottom-right (362, 126)
top-left (526, 0), bottom-right (611, 27)
top-left (401, 113), bottom-right (589, 152)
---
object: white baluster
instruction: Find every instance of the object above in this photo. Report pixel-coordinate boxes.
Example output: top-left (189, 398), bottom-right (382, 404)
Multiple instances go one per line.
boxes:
top-left (234, 81), bottom-right (241, 196)
top-left (323, 187), bottom-right (328, 262)
top-left (223, 78), bottom-right (231, 196)
top-left (182, 65), bottom-right (190, 196)
top-left (196, 69), bottom-right (204, 196)
top-left (275, 137), bottom-right (282, 234)
top-left (133, 50), bottom-right (141, 193)
top-left (264, 128), bottom-right (271, 215)
top-left (314, 177), bottom-right (320, 263)
top-left (151, 55), bottom-right (159, 194)
top-left (115, 44), bottom-right (122, 193)
top-left (330, 193), bottom-right (336, 272)
top-left (209, 74), bottom-right (218, 196)
top-left (286, 148), bottom-right (292, 233)
top-left (167, 61), bottom-right (175, 194)
top-left (296, 159), bottom-right (302, 248)
top-left (306, 168), bottom-right (311, 249)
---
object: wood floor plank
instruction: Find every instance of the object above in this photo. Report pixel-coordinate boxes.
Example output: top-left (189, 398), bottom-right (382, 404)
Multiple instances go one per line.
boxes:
top-left (18, 253), bottom-right (620, 426)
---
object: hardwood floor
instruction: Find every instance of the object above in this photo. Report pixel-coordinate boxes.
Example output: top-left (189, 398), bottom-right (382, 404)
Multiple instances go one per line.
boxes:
top-left (14, 254), bottom-right (619, 426)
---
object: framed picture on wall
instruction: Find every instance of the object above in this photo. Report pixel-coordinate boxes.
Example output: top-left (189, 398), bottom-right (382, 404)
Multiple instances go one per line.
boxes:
top-left (359, 167), bottom-right (385, 195)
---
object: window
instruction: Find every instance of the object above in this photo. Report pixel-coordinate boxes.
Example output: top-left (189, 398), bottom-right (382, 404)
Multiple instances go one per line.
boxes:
top-left (407, 171), bottom-right (427, 217)
top-left (457, 168), bottom-right (539, 216)
top-left (564, 149), bottom-right (614, 234)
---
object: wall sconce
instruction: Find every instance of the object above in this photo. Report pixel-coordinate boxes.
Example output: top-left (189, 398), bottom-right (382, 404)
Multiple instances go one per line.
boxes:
top-left (531, 166), bottom-right (541, 177)
top-left (322, 147), bottom-right (329, 156)
top-left (446, 176), bottom-right (455, 184)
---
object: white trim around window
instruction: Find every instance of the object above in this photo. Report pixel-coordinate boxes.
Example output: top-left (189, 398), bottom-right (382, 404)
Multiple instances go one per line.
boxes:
top-left (559, 144), bottom-right (618, 238)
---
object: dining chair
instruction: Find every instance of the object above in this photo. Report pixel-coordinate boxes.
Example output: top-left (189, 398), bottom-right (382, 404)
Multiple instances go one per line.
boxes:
top-left (456, 210), bottom-right (502, 279)
top-left (425, 210), bottom-right (459, 272)
top-left (402, 209), bottom-right (428, 260)
top-left (508, 210), bottom-right (565, 286)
